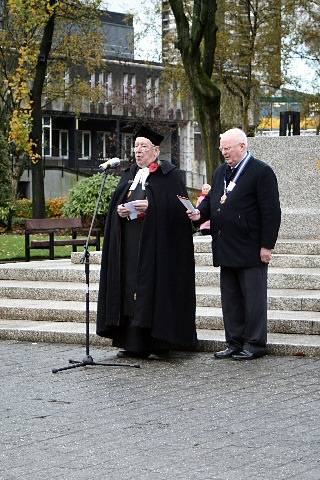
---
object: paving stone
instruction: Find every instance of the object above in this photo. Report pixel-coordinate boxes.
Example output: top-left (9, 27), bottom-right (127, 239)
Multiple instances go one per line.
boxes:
top-left (0, 341), bottom-right (319, 480)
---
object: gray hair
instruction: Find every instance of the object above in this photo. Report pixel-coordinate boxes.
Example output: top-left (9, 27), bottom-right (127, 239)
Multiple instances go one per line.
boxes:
top-left (220, 128), bottom-right (248, 148)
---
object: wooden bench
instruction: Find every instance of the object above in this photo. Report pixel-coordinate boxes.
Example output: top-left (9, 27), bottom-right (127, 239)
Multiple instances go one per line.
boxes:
top-left (25, 218), bottom-right (101, 261)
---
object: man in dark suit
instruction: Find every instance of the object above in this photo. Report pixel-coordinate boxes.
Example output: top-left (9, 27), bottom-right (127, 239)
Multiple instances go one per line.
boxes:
top-left (188, 128), bottom-right (281, 360)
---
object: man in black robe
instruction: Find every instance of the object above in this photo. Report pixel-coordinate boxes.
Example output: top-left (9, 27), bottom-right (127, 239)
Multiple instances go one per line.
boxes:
top-left (188, 128), bottom-right (281, 360)
top-left (96, 126), bottom-right (197, 359)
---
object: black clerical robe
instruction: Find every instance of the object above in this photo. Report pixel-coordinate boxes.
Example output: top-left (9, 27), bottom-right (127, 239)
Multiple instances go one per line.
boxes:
top-left (96, 160), bottom-right (197, 349)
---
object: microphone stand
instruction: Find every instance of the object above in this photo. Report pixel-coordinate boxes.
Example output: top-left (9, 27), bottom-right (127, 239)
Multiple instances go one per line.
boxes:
top-left (52, 166), bottom-right (140, 373)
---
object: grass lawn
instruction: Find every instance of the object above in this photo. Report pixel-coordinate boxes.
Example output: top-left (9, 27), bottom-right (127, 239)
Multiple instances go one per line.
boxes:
top-left (0, 233), bottom-right (99, 262)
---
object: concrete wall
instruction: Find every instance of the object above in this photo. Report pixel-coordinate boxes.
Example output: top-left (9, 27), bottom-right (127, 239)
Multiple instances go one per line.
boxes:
top-left (20, 170), bottom-right (87, 200)
top-left (20, 136), bottom-right (320, 239)
top-left (248, 136), bottom-right (320, 239)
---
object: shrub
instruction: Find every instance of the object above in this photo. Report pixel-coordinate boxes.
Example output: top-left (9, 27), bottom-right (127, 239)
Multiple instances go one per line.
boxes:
top-left (62, 173), bottom-right (119, 224)
top-left (14, 198), bottom-right (32, 218)
top-left (47, 197), bottom-right (66, 218)
top-left (0, 204), bottom-right (11, 225)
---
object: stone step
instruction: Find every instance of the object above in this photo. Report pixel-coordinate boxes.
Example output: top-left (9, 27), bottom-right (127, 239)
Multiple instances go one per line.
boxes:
top-left (0, 319), bottom-right (319, 357)
top-left (1, 261), bottom-right (319, 290)
top-left (193, 237), bottom-right (320, 255)
top-left (196, 286), bottom-right (320, 312)
top-left (0, 280), bottom-right (94, 302)
top-left (0, 298), bottom-right (96, 323)
top-left (1, 281), bottom-right (319, 312)
top-left (0, 260), bottom-right (99, 283)
top-left (195, 266), bottom-right (320, 290)
top-left (0, 298), bottom-right (319, 335)
top-left (72, 250), bottom-right (320, 269)
top-left (194, 252), bottom-right (320, 268)
top-left (278, 208), bottom-right (320, 240)
top-left (196, 306), bottom-right (320, 335)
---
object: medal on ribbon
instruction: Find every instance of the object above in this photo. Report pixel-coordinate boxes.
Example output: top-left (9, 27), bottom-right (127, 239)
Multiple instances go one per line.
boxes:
top-left (220, 193), bottom-right (227, 204)
top-left (221, 153), bottom-right (252, 205)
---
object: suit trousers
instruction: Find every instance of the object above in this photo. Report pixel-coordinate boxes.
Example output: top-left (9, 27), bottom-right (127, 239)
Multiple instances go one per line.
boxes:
top-left (220, 264), bottom-right (268, 354)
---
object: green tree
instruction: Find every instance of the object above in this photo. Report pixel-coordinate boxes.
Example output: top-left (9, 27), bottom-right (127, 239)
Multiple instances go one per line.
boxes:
top-left (215, 0), bottom-right (282, 133)
top-left (167, 0), bottom-right (221, 180)
top-left (292, 1), bottom-right (320, 77)
top-left (0, 0), bottom-right (104, 218)
top-left (0, 129), bottom-right (13, 228)
top-left (0, 130), bottom-right (11, 205)
top-left (283, 0), bottom-right (319, 133)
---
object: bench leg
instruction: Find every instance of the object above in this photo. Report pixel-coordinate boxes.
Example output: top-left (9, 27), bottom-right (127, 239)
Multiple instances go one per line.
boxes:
top-left (49, 232), bottom-right (54, 260)
top-left (72, 229), bottom-right (77, 252)
top-left (25, 233), bottom-right (30, 262)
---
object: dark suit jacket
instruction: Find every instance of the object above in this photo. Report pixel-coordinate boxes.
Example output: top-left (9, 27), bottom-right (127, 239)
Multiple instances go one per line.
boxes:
top-left (198, 156), bottom-right (281, 267)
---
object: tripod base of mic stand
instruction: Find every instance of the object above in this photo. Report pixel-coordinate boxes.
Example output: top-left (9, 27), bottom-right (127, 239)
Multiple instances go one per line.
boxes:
top-left (52, 354), bottom-right (141, 373)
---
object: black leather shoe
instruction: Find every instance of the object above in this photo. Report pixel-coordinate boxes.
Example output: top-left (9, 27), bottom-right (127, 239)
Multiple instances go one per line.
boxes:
top-left (232, 350), bottom-right (264, 360)
top-left (148, 351), bottom-right (170, 360)
top-left (116, 350), bottom-right (149, 359)
top-left (214, 348), bottom-right (241, 359)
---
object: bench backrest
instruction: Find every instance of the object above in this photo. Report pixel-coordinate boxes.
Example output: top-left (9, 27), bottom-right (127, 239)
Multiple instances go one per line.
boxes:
top-left (25, 218), bottom-right (83, 231)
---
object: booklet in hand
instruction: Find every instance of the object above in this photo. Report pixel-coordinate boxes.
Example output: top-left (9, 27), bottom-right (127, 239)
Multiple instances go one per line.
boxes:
top-left (177, 195), bottom-right (197, 213)
top-left (123, 201), bottom-right (138, 220)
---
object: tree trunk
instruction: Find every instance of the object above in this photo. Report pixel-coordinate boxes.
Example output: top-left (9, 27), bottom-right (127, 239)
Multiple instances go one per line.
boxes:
top-left (168, 0), bottom-right (221, 181)
top-left (30, 5), bottom-right (56, 218)
top-left (11, 156), bottom-right (28, 200)
top-left (191, 85), bottom-right (221, 181)
top-left (183, 59), bottom-right (221, 181)
top-left (241, 95), bottom-right (250, 134)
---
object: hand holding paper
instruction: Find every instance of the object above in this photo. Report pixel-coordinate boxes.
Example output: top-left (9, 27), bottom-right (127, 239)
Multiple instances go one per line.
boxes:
top-left (123, 201), bottom-right (138, 220)
top-left (177, 195), bottom-right (201, 221)
top-left (177, 195), bottom-right (197, 213)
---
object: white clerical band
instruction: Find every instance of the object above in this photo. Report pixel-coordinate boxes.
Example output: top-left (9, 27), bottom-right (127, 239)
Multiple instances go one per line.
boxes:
top-left (129, 167), bottom-right (150, 191)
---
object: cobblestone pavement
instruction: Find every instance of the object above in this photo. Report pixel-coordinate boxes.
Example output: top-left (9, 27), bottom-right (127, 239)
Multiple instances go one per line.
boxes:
top-left (0, 341), bottom-right (319, 480)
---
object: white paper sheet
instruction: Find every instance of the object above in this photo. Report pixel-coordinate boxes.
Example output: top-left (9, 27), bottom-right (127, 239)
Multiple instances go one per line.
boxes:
top-left (123, 201), bottom-right (138, 220)
top-left (177, 195), bottom-right (197, 213)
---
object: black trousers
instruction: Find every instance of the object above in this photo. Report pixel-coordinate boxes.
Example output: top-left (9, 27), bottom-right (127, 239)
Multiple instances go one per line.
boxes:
top-left (220, 264), bottom-right (268, 355)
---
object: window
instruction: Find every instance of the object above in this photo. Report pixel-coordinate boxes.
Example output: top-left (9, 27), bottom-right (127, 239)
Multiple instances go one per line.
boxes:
top-left (78, 131), bottom-right (91, 159)
top-left (154, 77), bottom-right (160, 106)
top-left (63, 70), bottom-right (70, 93)
top-left (60, 131), bottom-right (68, 157)
top-left (121, 133), bottom-right (134, 161)
top-left (42, 117), bottom-right (69, 158)
top-left (42, 116), bottom-right (51, 156)
top-left (91, 71), bottom-right (100, 88)
top-left (55, 130), bottom-right (68, 158)
top-left (123, 74), bottom-right (136, 104)
top-left (96, 131), bottom-right (113, 159)
top-left (146, 77), bottom-right (160, 108)
top-left (146, 77), bottom-right (153, 105)
top-left (99, 72), bottom-right (112, 102)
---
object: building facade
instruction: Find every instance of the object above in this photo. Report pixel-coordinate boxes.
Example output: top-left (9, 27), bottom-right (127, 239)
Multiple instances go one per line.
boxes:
top-left (17, 9), bottom-right (207, 199)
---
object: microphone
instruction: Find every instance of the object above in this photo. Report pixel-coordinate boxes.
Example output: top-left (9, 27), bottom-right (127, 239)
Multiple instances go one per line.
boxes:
top-left (98, 158), bottom-right (123, 171)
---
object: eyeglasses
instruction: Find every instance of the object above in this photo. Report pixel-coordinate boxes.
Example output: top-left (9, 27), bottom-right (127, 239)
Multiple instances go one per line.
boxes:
top-left (134, 144), bottom-right (155, 150)
top-left (219, 142), bottom-right (244, 152)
